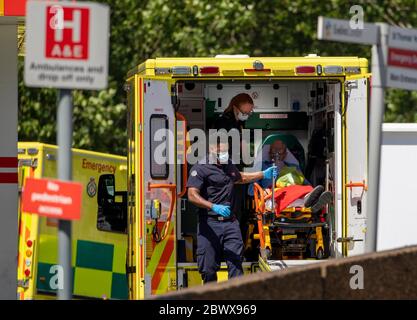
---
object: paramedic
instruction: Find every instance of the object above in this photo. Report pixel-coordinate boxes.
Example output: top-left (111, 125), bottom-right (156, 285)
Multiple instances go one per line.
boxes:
top-left (213, 92), bottom-right (254, 136)
top-left (213, 93), bottom-right (255, 237)
top-left (187, 136), bottom-right (277, 283)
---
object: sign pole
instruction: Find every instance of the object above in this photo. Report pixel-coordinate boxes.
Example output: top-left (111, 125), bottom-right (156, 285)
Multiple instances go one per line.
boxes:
top-left (57, 88), bottom-right (73, 300)
top-left (366, 23), bottom-right (389, 253)
top-left (25, 0), bottom-right (109, 298)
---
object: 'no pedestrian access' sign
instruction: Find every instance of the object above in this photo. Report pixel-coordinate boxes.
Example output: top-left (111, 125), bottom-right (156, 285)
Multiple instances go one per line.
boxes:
top-left (24, 1), bottom-right (109, 90)
top-left (22, 178), bottom-right (82, 220)
top-left (386, 26), bottom-right (417, 91)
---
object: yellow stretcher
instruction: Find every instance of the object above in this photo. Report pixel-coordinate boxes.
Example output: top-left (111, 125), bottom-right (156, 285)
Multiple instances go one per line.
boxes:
top-left (252, 182), bottom-right (327, 260)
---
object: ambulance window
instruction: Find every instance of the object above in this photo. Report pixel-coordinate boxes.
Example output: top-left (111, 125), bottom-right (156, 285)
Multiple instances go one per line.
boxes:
top-left (150, 115), bottom-right (169, 179)
top-left (97, 174), bottom-right (127, 233)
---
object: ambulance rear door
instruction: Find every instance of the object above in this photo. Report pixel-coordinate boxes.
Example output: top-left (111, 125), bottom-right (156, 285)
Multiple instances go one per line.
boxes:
top-left (342, 75), bottom-right (370, 256)
top-left (141, 79), bottom-right (177, 297)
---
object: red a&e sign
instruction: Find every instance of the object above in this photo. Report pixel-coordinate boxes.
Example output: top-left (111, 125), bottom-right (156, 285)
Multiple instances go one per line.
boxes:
top-left (22, 178), bottom-right (82, 220)
top-left (45, 5), bottom-right (90, 60)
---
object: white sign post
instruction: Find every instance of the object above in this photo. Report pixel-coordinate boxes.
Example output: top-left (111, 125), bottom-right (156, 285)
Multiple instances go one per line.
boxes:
top-left (317, 16), bottom-right (378, 45)
top-left (25, 1), bottom-right (109, 90)
top-left (24, 0), bottom-right (110, 300)
top-left (386, 26), bottom-right (417, 91)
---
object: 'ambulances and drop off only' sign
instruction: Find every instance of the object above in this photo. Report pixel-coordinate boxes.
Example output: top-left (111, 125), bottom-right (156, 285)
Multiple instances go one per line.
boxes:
top-left (24, 1), bottom-right (109, 90)
top-left (22, 178), bottom-right (82, 220)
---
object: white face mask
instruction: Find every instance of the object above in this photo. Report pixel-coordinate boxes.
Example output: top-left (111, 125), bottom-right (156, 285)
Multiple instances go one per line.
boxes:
top-left (237, 111), bottom-right (249, 121)
top-left (217, 151), bottom-right (229, 163)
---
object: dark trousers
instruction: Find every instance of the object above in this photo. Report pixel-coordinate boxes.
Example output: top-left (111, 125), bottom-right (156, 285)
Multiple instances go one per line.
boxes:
top-left (197, 216), bottom-right (244, 283)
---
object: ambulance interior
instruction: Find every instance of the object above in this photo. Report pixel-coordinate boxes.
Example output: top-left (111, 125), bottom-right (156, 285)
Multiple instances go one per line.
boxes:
top-left (176, 80), bottom-right (341, 263)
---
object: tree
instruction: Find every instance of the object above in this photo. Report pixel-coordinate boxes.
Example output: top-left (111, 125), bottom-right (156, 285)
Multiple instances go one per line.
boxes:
top-left (18, 0), bottom-right (417, 155)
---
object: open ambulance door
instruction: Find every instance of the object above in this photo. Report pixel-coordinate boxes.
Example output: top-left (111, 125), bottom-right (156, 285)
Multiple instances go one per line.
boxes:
top-left (128, 78), bottom-right (177, 299)
top-left (341, 75), bottom-right (370, 256)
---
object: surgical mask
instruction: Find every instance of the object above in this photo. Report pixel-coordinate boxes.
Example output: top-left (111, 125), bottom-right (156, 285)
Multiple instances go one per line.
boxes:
top-left (217, 151), bottom-right (229, 163)
top-left (237, 111), bottom-right (249, 121)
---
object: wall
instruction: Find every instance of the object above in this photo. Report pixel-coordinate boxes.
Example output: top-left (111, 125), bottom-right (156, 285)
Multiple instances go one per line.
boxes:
top-left (378, 123), bottom-right (417, 251)
top-left (159, 245), bottom-right (417, 300)
top-left (0, 16), bottom-right (18, 300)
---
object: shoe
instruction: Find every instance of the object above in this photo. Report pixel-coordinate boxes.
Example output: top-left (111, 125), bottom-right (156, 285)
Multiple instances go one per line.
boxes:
top-left (311, 191), bottom-right (333, 213)
top-left (304, 185), bottom-right (324, 207)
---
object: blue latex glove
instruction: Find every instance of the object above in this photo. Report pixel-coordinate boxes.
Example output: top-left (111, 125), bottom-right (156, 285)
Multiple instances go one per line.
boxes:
top-left (212, 204), bottom-right (231, 217)
top-left (263, 165), bottom-right (278, 180)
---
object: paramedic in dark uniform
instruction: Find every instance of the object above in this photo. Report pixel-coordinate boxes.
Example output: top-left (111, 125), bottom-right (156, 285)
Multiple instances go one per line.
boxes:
top-left (187, 136), bottom-right (277, 283)
top-left (213, 93), bottom-right (255, 239)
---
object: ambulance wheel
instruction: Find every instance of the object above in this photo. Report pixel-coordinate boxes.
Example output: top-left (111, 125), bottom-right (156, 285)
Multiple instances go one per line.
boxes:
top-left (316, 248), bottom-right (324, 260)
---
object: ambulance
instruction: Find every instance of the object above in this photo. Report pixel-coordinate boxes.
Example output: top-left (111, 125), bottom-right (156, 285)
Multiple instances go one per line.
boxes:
top-left (117, 55), bottom-right (370, 299)
top-left (17, 142), bottom-right (128, 300)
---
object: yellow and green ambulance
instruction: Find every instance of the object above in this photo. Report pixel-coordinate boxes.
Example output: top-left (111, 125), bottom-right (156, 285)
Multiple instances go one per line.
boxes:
top-left (17, 142), bottom-right (128, 300)
top-left (119, 55), bottom-right (370, 299)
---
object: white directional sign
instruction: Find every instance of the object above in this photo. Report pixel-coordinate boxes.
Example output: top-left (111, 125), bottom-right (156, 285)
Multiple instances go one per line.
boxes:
top-left (317, 16), bottom-right (378, 45)
top-left (24, 1), bottom-right (109, 90)
top-left (317, 16), bottom-right (417, 253)
top-left (386, 26), bottom-right (417, 91)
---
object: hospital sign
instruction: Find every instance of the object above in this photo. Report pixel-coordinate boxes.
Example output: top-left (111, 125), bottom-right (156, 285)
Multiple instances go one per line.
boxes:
top-left (24, 0), bottom-right (109, 90)
top-left (386, 26), bottom-right (417, 91)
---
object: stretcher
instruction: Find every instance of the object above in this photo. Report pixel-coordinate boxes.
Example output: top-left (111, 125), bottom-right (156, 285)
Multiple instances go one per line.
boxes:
top-left (252, 182), bottom-right (328, 261)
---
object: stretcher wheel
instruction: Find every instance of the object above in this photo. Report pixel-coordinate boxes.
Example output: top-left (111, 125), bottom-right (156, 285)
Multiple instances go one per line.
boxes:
top-left (316, 248), bottom-right (324, 260)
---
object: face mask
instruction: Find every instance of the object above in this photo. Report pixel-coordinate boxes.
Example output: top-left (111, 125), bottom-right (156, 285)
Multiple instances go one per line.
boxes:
top-left (237, 111), bottom-right (249, 121)
top-left (217, 151), bottom-right (229, 163)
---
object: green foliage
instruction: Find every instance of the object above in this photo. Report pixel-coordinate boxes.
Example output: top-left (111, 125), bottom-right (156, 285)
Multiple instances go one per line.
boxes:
top-left (385, 89), bottom-right (417, 122)
top-left (18, 0), bottom-right (417, 155)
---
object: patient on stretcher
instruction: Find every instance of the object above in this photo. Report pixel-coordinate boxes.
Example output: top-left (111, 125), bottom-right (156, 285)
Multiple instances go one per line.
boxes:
top-left (249, 139), bottom-right (332, 214)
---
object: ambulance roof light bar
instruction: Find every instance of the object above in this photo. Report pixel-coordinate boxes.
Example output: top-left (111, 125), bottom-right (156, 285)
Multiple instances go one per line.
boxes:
top-left (345, 66), bottom-right (361, 74)
top-left (200, 66), bottom-right (220, 74)
top-left (295, 66), bottom-right (316, 74)
top-left (155, 67), bottom-right (172, 75)
top-left (215, 54), bottom-right (250, 58)
top-left (244, 60), bottom-right (271, 73)
top-left (323, 65), bottom-right (343, 74)
top-left (172, 66), bottom-right (192, 75)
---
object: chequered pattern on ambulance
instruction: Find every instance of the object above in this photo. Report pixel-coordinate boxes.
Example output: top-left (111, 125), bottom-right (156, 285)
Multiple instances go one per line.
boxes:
top-left (37, 240), bottom-right (128, 300)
